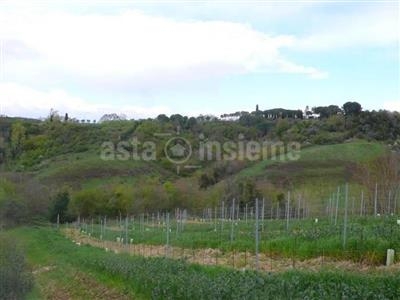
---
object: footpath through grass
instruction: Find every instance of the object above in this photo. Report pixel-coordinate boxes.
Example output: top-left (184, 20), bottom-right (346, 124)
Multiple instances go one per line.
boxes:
top-left (5, 226), bottom-right (400, 299)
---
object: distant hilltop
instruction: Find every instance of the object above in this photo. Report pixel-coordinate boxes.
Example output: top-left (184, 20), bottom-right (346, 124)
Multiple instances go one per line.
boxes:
top-left (221, 102), bottom-right (359, 121)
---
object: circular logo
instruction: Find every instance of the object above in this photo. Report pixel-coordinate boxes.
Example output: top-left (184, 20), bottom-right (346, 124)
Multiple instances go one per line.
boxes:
top-left (164, 137), bottom-right (192, 164)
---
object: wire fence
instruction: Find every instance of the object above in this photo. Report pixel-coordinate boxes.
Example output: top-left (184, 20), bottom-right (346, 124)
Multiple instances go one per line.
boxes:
top-left (60, 184), bottom-right (400, 272)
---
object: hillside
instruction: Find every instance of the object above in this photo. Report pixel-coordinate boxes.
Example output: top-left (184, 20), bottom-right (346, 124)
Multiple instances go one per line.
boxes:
top-left (0, 109), bottom-right (398, 225)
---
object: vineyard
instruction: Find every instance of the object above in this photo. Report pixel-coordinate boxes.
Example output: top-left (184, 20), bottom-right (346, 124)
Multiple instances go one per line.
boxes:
top-left (6, 227), bottom-right (400, 299)
top-left (71, 214), bottom-right (400, 268)
top-left (4, 179), bottom-right (400, 298)
top-left (0, 0), bottom-right (398, 297)
top-left (69, 183), bottom-right (400, 270)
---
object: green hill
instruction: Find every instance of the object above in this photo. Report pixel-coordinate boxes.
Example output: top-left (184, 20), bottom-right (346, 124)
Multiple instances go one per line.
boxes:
top-left (0, 110), bottom-right (398, 225)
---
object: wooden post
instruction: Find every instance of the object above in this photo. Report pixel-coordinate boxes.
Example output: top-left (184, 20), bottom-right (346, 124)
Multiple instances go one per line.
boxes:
top-left (261, 198), bottom-right (265, 232)
top-left (221, 201), bottom-right (225, 231)
top-left (270, 202), bottom-right (273, 220)
top-left (286, 191), bottom-right (290, 231)
top-left (125, 216), bottom-right (128, 246)
top-left (230, 198), bottom-right (235, 243)
top-left (386, 249), bottom-right (395, 266)
top-left (276, 202), bottom-right (279, 220)
top-left (166, 212), bottom-right (170, 257)
top-left (360, 190), bottom-right (364, 217)
top-left (328, 195), bottom-right (332, 223)
top-left (374, 183), bottom-right (378, 217)
top-left (255, 198), bottom-right (259, 271)
top-left (343, 183), bottom-right (349, 249)
top-left (245, 203), bottom-right (248, 224)
top-left (335, 188), bottom-right (340, 226)
top-left (104, 216), bottom-right (107, 241)
top-left (214, 206), bottom-right (217, 232)
top-left (297, 194), bottom-right (301, 219)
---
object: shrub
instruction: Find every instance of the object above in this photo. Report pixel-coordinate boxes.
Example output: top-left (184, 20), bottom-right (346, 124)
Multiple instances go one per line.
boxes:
top-left (0, 235), bottom-right (33, 299)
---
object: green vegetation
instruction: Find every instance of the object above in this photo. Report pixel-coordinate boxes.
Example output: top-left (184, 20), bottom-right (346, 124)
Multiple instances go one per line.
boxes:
top-left (1, 105), bottom-right (400, 298)
top-left (5, 227), bottom-right (400, 299)
top-left (238, 141), bottom-right (386, 179)
top-left (77, 215), bottom-right (400, 264)
top-left (0, 234), bottom-right (34, 299)
top-left (0, 108), bottom-right (398, 224)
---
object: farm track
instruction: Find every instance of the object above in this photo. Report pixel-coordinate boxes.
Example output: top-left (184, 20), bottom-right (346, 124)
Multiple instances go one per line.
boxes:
top-left (64, 228), bottom-right (400, 273)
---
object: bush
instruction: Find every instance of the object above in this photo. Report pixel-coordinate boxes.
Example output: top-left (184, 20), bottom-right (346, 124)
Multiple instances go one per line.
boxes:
top-left (49, 190), bottom-right (74, 224)
top-left (0, 235), bottom-right (33, 299)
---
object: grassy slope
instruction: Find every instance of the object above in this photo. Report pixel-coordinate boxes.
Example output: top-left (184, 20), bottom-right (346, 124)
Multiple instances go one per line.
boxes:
top-left (236, 141), bottom-right (386, 203)
top-left (34, 151), bottom-right (175, 186)
top-left (6, 226), bottom-right (400, 299)
top-left (35, 141), bottom-right (386, 188)
top-left (24, 141), bottom-right (388, 214)
top-left (238, 141), bottom-right (386, 179)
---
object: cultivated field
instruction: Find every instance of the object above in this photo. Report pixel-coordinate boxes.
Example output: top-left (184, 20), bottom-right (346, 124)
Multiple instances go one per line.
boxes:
top-left (4, 226), bottom-right (400, 299)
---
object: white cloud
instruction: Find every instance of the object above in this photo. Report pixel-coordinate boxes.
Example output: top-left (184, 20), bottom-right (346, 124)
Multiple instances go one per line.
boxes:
top-left (294, 6), bottom-right (398, 51)
top-left (275, 58), bottom-right (328, 79)
top-left (1, 4), bottom-right (396, 119)
top-left (384, 101), bottom-right (400, 112)
top-left (0, 82), bottom-right (170, 120)
top-left (0, 8), bottom-right (326, 86)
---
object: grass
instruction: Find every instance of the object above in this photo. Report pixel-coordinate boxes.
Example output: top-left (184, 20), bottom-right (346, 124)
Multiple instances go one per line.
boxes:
top-left (238, 141), bottom-right (386, 179)
top-left (6, 226), bottom-right (400, 299)
top-left (76, 215), bottom-right (400, 265)
top-left (298, 141), bottom-right (386, 162)
top-left (35, 151), bottom-right (173, 184)
top-left (8, 226), bottom-right (141, 299)
top-left (236, 142), bottom-right (387, 206)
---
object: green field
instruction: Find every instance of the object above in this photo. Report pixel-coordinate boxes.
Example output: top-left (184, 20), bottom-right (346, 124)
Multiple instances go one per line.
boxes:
top-left (73, 215), bottom-right (400, 265)
top-left (238, 141), bottom-right (386, 180)
top-left (2, 226), bottom-right (400, 299)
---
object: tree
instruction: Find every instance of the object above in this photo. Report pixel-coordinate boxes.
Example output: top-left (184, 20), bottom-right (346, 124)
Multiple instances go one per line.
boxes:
top-left (199, 173), bottom-right (216, 190)
top-left (10, 122), bottom-right (26, 158)
top-left (70, 189), bottom-right (100, 217)
top-left (99, 113), bottom-right (127, 123)
top-left (156, 114), bottom-right (169, 123)
top-left (163, 181), bottom-right (178, 210)
top-left (48, 108), bottom-right (61, 122)
top-left (49, 190), bottom-right (72, 223)
top-left (275, 118), bottom-right (290, 139)
top-left (313, 105), bottom-right (342, 118)
top-left (343, 101), bottom-right (362, 116)
top-left (170, 114), bottom-right (185, 128)
top-left (237, 178), bottom-right (261, 205)
top-left (185, 117), bottom-right (197, 130)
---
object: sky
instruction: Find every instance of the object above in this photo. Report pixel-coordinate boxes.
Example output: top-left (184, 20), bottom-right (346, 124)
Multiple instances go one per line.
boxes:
top-left (0, 0), bottom-right (399, 120)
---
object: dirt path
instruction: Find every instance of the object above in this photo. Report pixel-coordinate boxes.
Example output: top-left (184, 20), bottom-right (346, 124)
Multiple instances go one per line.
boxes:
top-left (64, 228), bottom-right (400, 274)
top-left (32, 264), bottom-right (132, 300)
